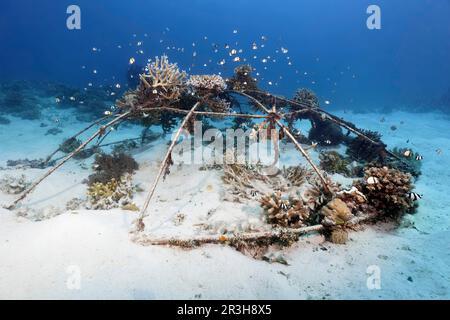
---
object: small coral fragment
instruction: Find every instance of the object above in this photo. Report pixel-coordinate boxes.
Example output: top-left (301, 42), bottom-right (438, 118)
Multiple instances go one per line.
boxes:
top-left (260, 191), bottom-right (310, 228)
top-left (320, 198), bottom-right (353, 227)
top-left (0, 174), bottom-right (30, 195)
top-left (330, 228), bottom-right (349, 244)
top-left (87, 174), bottom-right (135, 210)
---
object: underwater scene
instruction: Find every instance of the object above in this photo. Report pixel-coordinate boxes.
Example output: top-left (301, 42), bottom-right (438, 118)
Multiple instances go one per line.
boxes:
top-left (0, 0), bottom-right (449, 300)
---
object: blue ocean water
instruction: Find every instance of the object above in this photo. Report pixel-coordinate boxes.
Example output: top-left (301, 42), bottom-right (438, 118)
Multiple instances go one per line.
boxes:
top-left (1, 0), bottom-right (449, 111)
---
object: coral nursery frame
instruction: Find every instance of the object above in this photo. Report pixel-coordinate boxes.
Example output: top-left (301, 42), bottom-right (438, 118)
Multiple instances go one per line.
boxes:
top-left (7, 57), bottom-right (400, 246)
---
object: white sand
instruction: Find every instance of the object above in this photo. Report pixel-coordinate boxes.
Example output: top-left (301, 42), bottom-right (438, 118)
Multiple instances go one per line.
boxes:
top-left (0, 110), bottom-right (449, 299)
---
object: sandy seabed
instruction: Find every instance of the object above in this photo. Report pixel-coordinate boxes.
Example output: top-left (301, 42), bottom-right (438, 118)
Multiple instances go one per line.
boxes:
top-left (0, 109), bottom-right (449, 299)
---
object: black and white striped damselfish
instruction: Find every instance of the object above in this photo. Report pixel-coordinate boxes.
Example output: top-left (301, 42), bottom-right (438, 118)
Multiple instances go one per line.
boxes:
top-left (415, 155), bottom-right (423, 161)
top-left (407, 192), bottom-right (422, 201)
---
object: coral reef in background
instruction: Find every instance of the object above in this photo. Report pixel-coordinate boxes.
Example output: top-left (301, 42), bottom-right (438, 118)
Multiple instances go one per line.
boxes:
top-left (87, 152), bottom-right (139, 186)
top-left (356, 166), bottom-right (414, 217)
top-left (6, 158), bottom-right (48, 169)
top-left (0, 82), bottom-right (41, 120)
top-left (0, 116), bottom-right (11, 125)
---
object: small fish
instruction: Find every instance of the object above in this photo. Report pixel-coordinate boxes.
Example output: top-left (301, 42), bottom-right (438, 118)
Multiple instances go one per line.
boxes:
top-left (152, 89), bottom-right (158, 94)
top-left (280, 202), bottom-right (289, 211)
top-left (229, 49), bottom-right (237, 56)
top-left (415, 155), bottom-right (423, 161)
top-left (129, 57), bottom-right (135, 64)
top-left (104, 111), bottom-right (112, 115)
top-left (403, 150), bottom-right (412, 157)
top-left (324, 140), bottom-right (332, 145)
top-left (311, 142), bottom-right (318, 148)
top-left (250, 190), bottom-right (259, 197)
top-left (55, 98), bottom-right (61, 103)
top-left (233, 57), bottom-right (241, 62)
top-left (407, 192), bottom-right (422, 201)
top-left (436, 148), bottom-right (442, 155)
top-left (69, 96), bottom-right (75, 101)
top-left (366, 176), bottom-right (379, 185)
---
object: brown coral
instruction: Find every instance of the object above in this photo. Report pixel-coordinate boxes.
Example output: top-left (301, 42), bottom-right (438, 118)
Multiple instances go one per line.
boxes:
top-left (226, 65), bottom-right (258, 91)
top-left (320, 198), bottom-right (353, 227)
top-left (329, 227), bottom-right (348, 244)
top-left (88, 152), bottom-right (139, 186)
top-left (357, 166), bottom-right (414, 216)
top-left (260, 191), bottom-right (310, 228)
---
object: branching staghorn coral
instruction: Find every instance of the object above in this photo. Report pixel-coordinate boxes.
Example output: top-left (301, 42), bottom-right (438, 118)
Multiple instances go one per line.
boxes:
top-left (222, 162), bottom-right (268, 201)
top-left (260, 191), bottom-right (310, 228)
top-left (187, 74), bottom-right (227, 93)
top-left (140, 55), bottom-right (187, 100)
top-left (282, 165), bottom-right (313, 187)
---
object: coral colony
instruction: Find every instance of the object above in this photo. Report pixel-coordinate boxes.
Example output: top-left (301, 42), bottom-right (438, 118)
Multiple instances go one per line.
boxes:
top-left (5, 56), bottom-right (423, 257)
